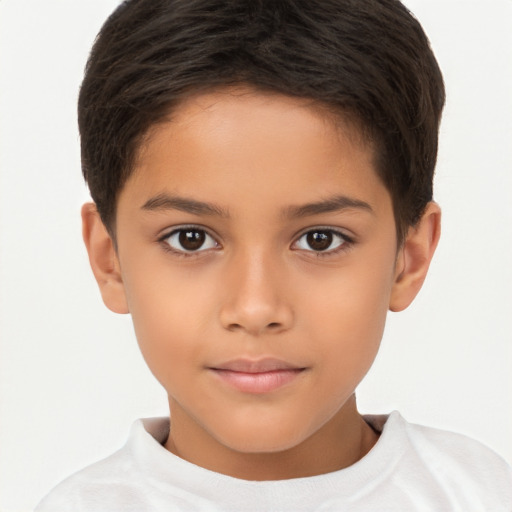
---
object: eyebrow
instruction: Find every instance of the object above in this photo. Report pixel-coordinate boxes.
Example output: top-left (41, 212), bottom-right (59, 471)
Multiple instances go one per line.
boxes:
top-left (283, 195), bottom-right (374, 218)
top-left (141, 193), bottom-right (229, 217)
top-left (141, 193), bottom-right (373, 219)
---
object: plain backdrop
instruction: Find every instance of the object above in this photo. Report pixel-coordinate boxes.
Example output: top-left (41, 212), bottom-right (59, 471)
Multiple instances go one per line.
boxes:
top-left (1, 1), bottom-right (511, 510)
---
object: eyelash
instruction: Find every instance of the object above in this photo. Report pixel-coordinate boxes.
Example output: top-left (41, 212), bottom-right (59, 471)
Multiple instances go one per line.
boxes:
top-left (158, 226), bottom-right (354, 259)
top-left (158, 225), bottom-right (219, 258)
top-left (293, 228), bottom-right (354, 258)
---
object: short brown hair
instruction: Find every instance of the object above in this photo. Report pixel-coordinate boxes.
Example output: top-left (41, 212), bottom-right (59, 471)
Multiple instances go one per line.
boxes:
top-left (78, 0), bottom-right (445, 243)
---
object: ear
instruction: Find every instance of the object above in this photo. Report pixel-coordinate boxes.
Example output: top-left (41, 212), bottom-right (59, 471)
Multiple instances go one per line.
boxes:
top-left (81, 203), bottom-right (129, 314)
top-left (389, 202), bottom-right (441, 312)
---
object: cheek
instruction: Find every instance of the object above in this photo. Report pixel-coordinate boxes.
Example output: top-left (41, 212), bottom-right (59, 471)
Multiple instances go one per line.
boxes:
top-left (306, 259), bottom-right (393, 329)
top-left (121, 266), bottom-right (210, 385)
top-left (301, 253), bottom-right (395, 369)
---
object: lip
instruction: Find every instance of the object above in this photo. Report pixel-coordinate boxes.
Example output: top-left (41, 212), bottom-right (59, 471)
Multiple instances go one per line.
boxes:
top-left (208, 358), bottom-right (307, 394)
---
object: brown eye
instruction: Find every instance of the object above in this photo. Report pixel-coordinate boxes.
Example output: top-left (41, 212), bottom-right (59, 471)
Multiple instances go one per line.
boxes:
top-left (179, 229), bottom-right (205, 250)
top-left (164, 228), bottom-right (217, 253)
top-left (306, 231), bottom-right (333, 251)
top-left (295, 229), bottom-right (347, 253)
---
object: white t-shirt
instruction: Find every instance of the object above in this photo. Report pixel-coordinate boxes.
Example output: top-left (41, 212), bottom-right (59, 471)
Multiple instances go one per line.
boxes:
top-left (35, 412), bottom-right (512, 511)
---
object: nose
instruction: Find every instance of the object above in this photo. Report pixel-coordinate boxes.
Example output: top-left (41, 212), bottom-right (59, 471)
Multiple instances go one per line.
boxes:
top-left (219, 250), bottom-right (294, 336)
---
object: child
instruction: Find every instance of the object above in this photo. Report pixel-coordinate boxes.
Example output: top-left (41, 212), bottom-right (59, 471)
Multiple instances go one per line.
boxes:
top-left (35, 0), bottom-right (512, 510)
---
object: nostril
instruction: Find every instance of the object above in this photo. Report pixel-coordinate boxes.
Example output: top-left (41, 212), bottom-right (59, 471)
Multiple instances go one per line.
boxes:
top-left (267, 322), bottom-right (281, 329)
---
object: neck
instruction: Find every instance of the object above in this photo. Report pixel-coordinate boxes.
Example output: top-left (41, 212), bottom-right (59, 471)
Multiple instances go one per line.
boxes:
top-left (164, 395), bottom-right (379, 481)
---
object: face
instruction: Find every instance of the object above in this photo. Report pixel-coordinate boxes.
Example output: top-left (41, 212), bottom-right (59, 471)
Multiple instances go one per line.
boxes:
top-left (113, 88), bottom-right (401, 462)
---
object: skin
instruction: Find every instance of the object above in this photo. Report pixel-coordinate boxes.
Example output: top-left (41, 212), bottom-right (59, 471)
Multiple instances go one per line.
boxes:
top-left (83, 87), bottom-right (441, 480)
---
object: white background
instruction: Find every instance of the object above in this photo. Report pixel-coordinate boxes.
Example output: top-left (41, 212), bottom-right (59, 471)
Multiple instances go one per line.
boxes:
top-left (1, 1), bottom-right (511, 510)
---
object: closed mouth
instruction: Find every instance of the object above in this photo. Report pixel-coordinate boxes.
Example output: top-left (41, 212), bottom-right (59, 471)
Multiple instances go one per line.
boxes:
top-left (209, 357), bottom-right (305, 373)
top-left (208, 358), bottom-right (307, 393)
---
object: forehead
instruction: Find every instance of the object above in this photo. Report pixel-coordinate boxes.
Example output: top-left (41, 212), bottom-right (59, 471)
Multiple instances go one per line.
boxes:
top-left (124, 87), bottom-right (388, 217)
top-left (139, 86), bottom-right (370, 159)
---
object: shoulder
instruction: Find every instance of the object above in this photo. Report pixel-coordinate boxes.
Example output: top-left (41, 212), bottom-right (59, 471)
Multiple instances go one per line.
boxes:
top-left (34, 445), bottom-right (142, 512)
top-left (399, 413), bottom-right (511, 476)
top-left (371, 411), bottom-right (512, 509)
top-left (35, 418), bottom-right (170, 512)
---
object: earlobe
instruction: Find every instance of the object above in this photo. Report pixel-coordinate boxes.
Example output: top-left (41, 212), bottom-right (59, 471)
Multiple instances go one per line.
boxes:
top-left (389, 202), bottom-right (441, 312)
top-left (81, 203), bottom-right (129, 314)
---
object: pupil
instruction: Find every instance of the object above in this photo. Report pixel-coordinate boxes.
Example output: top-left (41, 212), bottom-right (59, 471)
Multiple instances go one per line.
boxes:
top-left (179, 230), bottom-right (205, 251)
top-left (307, 231), bottom-right (332, 251)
